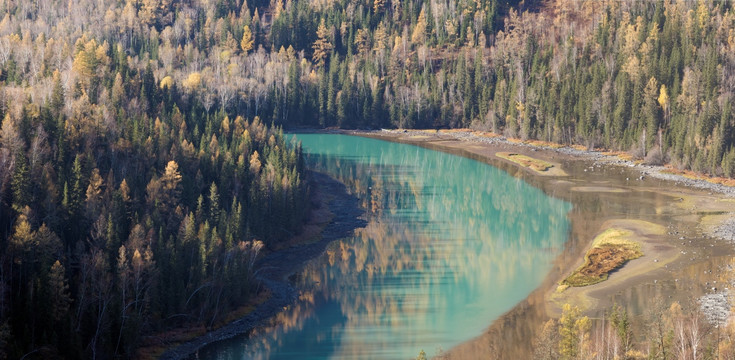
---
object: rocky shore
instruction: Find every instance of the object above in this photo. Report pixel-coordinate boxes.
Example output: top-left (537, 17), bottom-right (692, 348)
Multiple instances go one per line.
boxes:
top-left (371, 129), bottom-right (735, 198)
top-left (711, 217), bottom-right (735, 243)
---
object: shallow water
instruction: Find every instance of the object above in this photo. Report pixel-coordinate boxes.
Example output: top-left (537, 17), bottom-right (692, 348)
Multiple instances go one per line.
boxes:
top-left (197, 134), bottom-right (571, 359)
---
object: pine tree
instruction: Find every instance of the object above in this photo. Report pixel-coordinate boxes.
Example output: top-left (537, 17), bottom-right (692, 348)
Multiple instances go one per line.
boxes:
top-left (208, 182), bottom-right (220, 224)
top-left (69, 154), bottom-right (84, 218)
top-left (51, 71), bottom-right (65, 117)
top-left (48, 260), bottom-right (72, 322)
top-left (11, 152), bottom-right (30, 213)
top-left (643, 77), bottom-right (661, 152)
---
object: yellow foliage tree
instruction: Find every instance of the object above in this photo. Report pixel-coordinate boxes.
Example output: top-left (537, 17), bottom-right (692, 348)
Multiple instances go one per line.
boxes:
top-left (658, 83), bottom-right (670, 128)
top-left (241, 25), bottom-right (254, 53)
top-left (85, 168), bottom-right (104, 214)
top-left (183, 72), bottom-right (202, 90)
top-left (558, 304), bottom-right (590, 360)
top-left (249, 150), bottom-right (262, 175)
top-left (354, 29), bottom-right (370, 56)
top-left (373, 22), bottom-right (388, 53)
top-left (272, 0), bottom-right (284, 19)
top-left (411, 8), bottom-right (427, 45)
top-left (139, 0), bottom-right (160, 27)
top-left (312, 19), bottom-right (333, 67)
top-left (72, 37), bottom-right (109, 86)
top-left (162, 160), bottom-right (182, 194)
top-left (658, 84), bottom-right (669, 110)
top-left (160, 75), bottom-right (174, 89)
top-left (373, 0), bottom-right (385, 13)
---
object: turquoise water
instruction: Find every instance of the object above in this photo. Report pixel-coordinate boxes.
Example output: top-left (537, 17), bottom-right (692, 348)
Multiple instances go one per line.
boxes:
top-left (200, 134), bottom-right (571, 359)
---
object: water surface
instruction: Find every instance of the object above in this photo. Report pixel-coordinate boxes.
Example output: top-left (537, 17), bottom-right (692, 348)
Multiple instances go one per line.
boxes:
top-left (200, 134), bottom-right (571, 359)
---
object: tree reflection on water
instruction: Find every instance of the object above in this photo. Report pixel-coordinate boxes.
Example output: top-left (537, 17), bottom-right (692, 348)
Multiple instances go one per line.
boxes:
top-left (203, 134), bottom-right (572, 359)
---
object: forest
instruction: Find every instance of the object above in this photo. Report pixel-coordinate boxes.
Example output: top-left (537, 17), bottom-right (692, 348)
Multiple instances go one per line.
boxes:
top-left (0, 0), bottom-right (734, 358)
top-left (0, 0), bottom-right (311, 357)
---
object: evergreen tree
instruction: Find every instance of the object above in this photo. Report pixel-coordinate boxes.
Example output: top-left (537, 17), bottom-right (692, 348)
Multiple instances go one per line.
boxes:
top-left (11, 152), bottom-right (30, 213)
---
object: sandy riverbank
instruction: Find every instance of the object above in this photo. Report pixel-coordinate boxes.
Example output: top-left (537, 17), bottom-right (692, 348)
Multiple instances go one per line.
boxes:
top-left (350, 128), bottom-right (735, 358)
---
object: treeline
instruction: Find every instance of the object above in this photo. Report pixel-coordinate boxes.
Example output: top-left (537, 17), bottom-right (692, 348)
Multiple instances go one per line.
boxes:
top-left (270, 0), bottom-right (735, 177)
top-left (0, 2), bottom-right (309, 359)
top-left (533, 300), bottom-right (735, 360)
top-left (1, 1), bottom-right (735, 177)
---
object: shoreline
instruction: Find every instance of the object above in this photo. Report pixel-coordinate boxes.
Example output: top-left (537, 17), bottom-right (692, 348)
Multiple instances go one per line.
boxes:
top-left (360, 128), bottom-right (735, 198)
top-left (160, 128), bottom-right (735, 359)
top-left (158, 171), bottom-right (366, 359)
top-left (346, 128), bottom-right (735, 358)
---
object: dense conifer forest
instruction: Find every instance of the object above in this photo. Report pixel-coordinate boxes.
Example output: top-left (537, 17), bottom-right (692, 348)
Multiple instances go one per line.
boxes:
top-left (0, 0), bottom-right (311, 357)
top-left (1, 0), bottom-right (735, 358)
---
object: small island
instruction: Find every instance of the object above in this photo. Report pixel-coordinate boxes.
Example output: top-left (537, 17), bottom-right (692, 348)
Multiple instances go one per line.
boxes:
top-left (562, 228), bottom-right (643, 287)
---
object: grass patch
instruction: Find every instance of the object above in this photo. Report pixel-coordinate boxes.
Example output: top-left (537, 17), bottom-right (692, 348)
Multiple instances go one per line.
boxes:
top-left (497, 152), bottom-right (554, 172)
top-left (562, 228), bottom-right (643, 287)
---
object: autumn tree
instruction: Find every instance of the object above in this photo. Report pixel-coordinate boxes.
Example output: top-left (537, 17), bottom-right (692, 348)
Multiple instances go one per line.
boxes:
top-left (85, 168), bottom-right (104, 217)
top-left (411, 8), bottom-right (428, 45)
top-left (312, 19), bottom-right (333, 68)
top-left (558, 304), bottom-right (590, 359)
top-left (354, 29), bottom-right (371, 57)
top-left (241, 25), bottom-right (254, 53)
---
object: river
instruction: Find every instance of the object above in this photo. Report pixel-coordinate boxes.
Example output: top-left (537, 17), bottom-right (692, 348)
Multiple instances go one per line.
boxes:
top-left (196, 133), bottom-right (572, 359)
